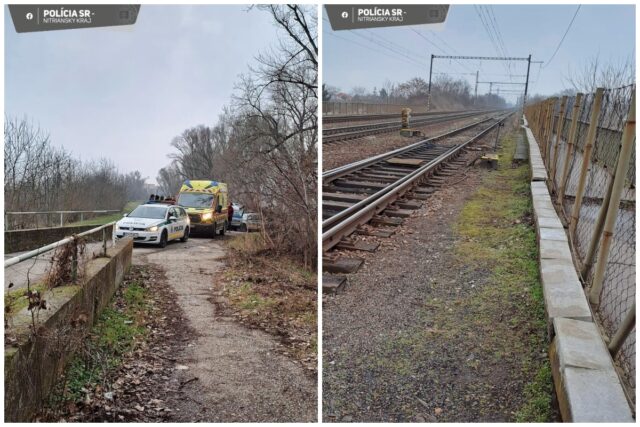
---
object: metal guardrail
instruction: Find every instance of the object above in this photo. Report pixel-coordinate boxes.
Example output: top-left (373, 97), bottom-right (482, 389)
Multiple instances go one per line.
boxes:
top-left (4, 222), bottom-right (116, 269)
top-left (5, 210), bottom-right (120, 229)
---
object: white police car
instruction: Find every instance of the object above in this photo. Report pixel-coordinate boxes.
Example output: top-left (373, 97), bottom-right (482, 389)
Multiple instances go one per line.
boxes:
top-left (116, 204), bottom-right (190, 247)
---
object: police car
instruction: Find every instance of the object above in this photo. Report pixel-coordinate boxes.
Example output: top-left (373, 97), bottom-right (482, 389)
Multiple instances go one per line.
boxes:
top-left (116, 203), bottom-right (190, 247)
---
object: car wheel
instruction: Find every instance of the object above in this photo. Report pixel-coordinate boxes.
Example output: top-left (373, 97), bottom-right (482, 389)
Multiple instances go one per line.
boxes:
top-left (240, 224), bottom-right (247, 233)
top-left (181, 227), bottom-right (189, 242)
top-left (159, 230), bottom-right (168, 248)
top-left (211, 223), bottom-right (217, 239)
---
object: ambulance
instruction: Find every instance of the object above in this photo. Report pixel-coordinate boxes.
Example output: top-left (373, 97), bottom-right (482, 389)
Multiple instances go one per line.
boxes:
top-left (177, 180), bottom-right (229, 237)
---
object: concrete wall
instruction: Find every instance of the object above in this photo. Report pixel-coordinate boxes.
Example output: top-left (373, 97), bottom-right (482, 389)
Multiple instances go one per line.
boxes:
top-left (4, 237), bottom-right (133, 422)
top-left (5, 224), bottom-right (115, 253)
top-left (522, 119), bottom-right (633, 422)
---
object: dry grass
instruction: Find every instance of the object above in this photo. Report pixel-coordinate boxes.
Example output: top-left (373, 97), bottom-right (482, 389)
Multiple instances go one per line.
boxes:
top-left (218, 234), bottom-right (317, 371)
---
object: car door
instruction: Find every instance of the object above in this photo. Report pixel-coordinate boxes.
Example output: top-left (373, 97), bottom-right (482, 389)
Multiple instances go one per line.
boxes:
top-left (167, 207), bottom-right (179, 238)
top-left (178, 207), bottom-right (188, 231)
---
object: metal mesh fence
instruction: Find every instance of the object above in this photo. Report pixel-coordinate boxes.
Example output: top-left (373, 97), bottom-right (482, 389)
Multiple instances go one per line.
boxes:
top-left (525, 85), bottom-right (636, 402)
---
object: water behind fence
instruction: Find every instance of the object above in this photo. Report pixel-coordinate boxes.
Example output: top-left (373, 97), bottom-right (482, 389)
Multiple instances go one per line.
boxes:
top-left (525, 85), bottom-right (636, 402)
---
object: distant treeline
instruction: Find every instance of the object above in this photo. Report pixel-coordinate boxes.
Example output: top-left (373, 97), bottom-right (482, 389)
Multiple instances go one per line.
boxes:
top-left (323, 75), bottom-right (509, 110)
top-left (4, 117), bottom-right (148, 215)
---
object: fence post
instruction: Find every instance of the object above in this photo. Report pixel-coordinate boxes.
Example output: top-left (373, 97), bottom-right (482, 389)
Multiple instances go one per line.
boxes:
top-left (71, 237), bottom-right (78, 283)
top-left (550, 96), bottom-right (568, 189)
top-left (544, 98), bottom-right (558, 165)
top-left (60, 212), bottom-right (64, 227)
top-left (102, 227), bottom-right (108, 257)
top-left (558, 93), bottom-right (584, 204)
top-left (581, 175), bottom-right (615, 277)
top-left (608, 302), bottom-right (636, 357)
top-left (588, 89), bottom-right (635, 305)
top-left (543, 98), bottom-right (553, 163)
top-left (569, 88), bottom-right (604, 237)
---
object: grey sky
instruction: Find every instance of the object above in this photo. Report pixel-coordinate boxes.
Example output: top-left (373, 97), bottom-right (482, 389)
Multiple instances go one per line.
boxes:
top-left (5, 5), bottom-right (281, 184)
top-left (323, 4), bottom-right (635, 101)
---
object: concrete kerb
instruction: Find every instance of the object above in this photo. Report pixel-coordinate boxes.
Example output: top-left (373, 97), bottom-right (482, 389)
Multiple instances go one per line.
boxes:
top-left (4, 237), bottom-right (133, 422)
top-left (550, 318), bottom-right (634, 422)
top-left (522, 115), bottom-right (633, 422)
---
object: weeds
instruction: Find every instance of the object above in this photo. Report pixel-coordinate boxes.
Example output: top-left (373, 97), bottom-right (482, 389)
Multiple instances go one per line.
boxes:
top-left (220, 238), bottom-right (317, 369)
top-left (51, 278), bottom-right (149, 407)
top-left (454, 131), bottom-right (553, 421)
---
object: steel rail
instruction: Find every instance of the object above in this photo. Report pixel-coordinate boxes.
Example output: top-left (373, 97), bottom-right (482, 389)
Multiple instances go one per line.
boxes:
top-left (323, 111), bottom-right (481, 135)
top-left (322, 112), bottom-right (513, 251)
top-left (323, 111), bottom-right (510, 183)
top-left (323, 110), bottom-right (492, 144)
top-left (323, 109), bottom-right (469, 124)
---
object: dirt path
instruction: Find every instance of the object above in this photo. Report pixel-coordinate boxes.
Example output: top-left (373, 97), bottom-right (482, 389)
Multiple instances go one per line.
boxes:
top-left (134, 235), bottom-right (317, 422)
top-left (323, 132), bottom-right (552, 422)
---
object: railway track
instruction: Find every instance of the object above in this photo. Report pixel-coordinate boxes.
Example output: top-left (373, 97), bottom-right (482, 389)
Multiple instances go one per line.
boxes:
top-left (322, 111), bottom-right (513, 257)
top-left (322, 110), bottom-right (494, 144)
top-left (323, 109), bottom-right (466, 124)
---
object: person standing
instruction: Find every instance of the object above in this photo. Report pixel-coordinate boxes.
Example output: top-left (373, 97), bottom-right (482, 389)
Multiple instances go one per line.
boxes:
top-left (227, 203), bottom-right (234, 225)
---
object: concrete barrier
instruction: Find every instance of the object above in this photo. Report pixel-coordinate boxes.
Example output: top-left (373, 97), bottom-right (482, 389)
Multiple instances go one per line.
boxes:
top-left (5, 224), bottom-right (115, 253)
top-left (4, 237), bottom-right (133, 422)
top-left (523, 116), bottom-right (633, 422)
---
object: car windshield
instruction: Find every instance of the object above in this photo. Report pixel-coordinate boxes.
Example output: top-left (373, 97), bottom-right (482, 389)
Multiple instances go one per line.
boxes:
top-left (128, 205), bottom-right (167, 219)
top-left (178, 193), bottom-right (214, 208)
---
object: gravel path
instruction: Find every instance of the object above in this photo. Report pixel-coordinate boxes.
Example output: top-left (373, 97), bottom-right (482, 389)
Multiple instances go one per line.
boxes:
top-left (135, 236), bottom-right (317, 422)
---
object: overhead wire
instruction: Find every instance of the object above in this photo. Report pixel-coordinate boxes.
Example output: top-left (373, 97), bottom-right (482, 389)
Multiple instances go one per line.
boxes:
top-left (322, 18), bottom-right (426, 69)
top-left (542, 5), bottom-right (581, 68)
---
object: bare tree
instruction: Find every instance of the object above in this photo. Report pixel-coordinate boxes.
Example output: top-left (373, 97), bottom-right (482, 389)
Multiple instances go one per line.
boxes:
top-left (565, 55), bottom-right (635, 92)
top-left (4, 116), bottom-right (145, 228)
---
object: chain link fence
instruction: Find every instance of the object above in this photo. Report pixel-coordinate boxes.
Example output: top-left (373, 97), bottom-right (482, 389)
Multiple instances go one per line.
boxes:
top-left (525, 84), bottom-right (636, 403)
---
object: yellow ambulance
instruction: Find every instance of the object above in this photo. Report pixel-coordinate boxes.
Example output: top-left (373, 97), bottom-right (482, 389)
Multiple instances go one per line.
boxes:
top-left (176, 180), bottom-right (229, 237)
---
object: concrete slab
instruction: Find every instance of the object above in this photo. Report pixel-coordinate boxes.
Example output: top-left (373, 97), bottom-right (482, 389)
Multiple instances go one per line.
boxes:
top-left (536, 215), bottom-right (564, 229)
top-left (553, 318), bottom-right (612, 370)
top-left (532, 197), bottom-right (555, 210)
top-left (561, 367), bottom-right (634, 422)
top-left (551, 318), bottom-right (635, 421)
top-left (531, 187), bottom-right (551, 197)
top-left (534, 207), bottom-right (560, 217)
top-left (539, 227), bottom-right (569, 242)
top-left (539, 238), bottom-right (573, 261)
top-left (540, 258), bottom-right (580, 287)
top-left (543, 279), bottom-right (592, 324)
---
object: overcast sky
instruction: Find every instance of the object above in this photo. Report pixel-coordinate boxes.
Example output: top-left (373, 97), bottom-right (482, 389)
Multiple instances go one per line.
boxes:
top-left (5, 5), bottom-right (281, 184)
top-left (323, 4), bottom-right (635, 101)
